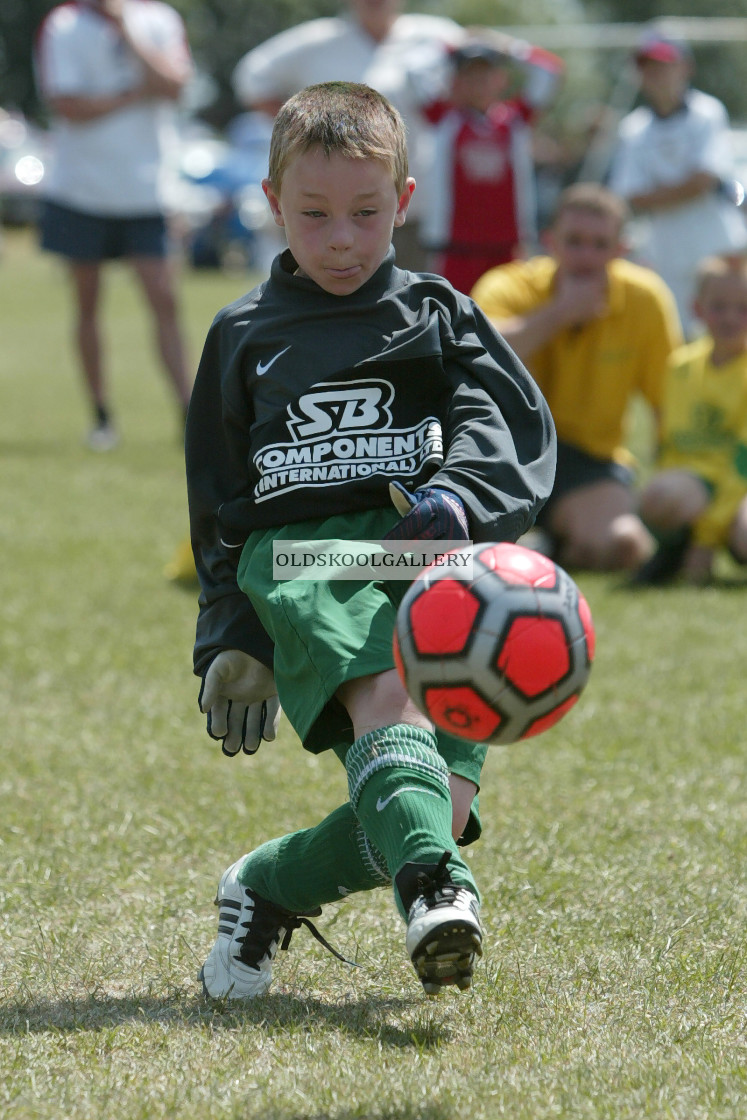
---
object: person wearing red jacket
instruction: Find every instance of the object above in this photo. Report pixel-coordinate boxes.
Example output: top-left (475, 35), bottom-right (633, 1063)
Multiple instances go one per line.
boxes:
top-left (415, 32), bottom-right (564, 295)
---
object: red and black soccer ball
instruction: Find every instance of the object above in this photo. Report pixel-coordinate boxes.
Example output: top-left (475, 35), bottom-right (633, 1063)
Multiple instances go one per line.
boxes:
top-left (393, 542), bottom-right (595, 745)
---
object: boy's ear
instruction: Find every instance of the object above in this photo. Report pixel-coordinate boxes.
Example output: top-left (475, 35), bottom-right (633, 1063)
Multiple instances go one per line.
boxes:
top-left (394, 178), bottom-right (416, 228)
top-left (262, 179), bottom-right (285, 227)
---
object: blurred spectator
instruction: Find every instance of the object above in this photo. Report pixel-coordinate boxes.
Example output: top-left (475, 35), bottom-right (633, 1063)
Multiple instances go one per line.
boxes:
top-left (633, 255), bottom-right (747, 585)
top-left (410, 30), bottom-right (563, 295)
top-left (35, 0), bottom-right (193, 450)
top-left (471, 182), bottom-right (683, 572)
top-left (608, 29), bottom-right (747, 338)
top-left (231, 0), bottom-right (465, 271)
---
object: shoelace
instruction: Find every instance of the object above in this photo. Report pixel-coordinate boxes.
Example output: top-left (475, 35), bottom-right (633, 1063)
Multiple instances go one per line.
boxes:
top-left (281, 913), bottom-right (358, 967)
top-left (412, 851), bottom-right (458, 906)
top-left (237, 892), bottom-right (358, 969)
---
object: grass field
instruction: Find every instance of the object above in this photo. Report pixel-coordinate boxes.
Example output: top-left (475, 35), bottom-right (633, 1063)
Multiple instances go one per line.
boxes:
top-left (2, 228), bottom-right (747, 1120)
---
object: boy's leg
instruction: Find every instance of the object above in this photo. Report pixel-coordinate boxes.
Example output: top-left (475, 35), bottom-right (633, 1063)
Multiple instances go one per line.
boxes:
top-left (345, 723), bottom-right (476, 910)
top-left (336, 668), bottom-right (482, 993)
top-left (639, 469), bottom-right (710, 534)
top-left (200, 719), bottom-right (484, 1000)
top-left (238, 802), bottom-right (391, 909)
top-left (344, 720), bottom-right (482, 994)
top-left (228, 516), bottom-right (483, 994)
top-left (237, 751), bottom-right (485, 912)
top-left (200, 803), bottom-right (390, 1000)
top-left (543, 442), bottom-right (651, 571)
top-left (728, 494), bottom-right (747, 561)
top-left (632, 470), bottom-right (710, 584)
top-left (681, 543), bottom-right (715, 584)
top-left (338, 671), bottom-right (477, 905)
top-left (551, 479), bottom-right (651, 571)
top-left (440, 732), bottom-right (487, 847)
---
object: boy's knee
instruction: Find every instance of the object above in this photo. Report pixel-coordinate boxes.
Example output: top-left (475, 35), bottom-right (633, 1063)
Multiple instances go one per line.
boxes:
top-left (559, 514), bottom-right (651, 571)
top-left (641, 472), bottom-right (709, 530)
top-left (729, 523), bottom-right (747, 563)
top-left (608, 513), bottom-right (654, 569)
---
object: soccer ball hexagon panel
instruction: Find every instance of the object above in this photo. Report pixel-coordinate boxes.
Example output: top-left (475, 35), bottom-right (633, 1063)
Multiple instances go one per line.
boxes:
top-left (394, 542), bottom-right (595, 745)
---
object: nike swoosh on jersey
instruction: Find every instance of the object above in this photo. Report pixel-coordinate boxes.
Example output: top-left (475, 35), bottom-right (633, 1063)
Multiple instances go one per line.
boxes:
top-left (256, 345), bottom-right (291, 376)
top-left (375, 786), bottom-right (440, 811)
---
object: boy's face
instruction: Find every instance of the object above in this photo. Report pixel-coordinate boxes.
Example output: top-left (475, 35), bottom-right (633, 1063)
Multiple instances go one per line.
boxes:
top-left (263, 148), bottom-right (414, 295)
top-left (547, 208), bottom-right (623, 279)
top-left (451, 61), bottom-right (508, 114)
top-left (695, 272), bottom-right (747, 348)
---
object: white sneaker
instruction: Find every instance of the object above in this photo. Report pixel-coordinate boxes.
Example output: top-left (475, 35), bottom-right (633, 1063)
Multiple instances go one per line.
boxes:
top-left (86, 423), bottom-right (119, 452)
top-left (199, 857), bottom-right (336, 1000)
top-left (397, 853), bottom-right (483, 995)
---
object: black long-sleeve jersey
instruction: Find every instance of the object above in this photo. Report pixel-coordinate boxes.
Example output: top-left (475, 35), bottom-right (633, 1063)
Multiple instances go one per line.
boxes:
top-left (186, 247), bottom-right (556, 675)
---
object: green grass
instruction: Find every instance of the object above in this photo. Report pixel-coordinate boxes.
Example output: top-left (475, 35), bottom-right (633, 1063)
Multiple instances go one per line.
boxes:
top-left (2, 229), bottom-right (747, 1120)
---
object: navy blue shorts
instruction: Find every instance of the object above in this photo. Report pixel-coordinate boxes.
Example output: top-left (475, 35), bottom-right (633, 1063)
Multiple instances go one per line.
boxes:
top-left (536, 439), bottom-right (634, 526)
top-left (39, 200), bottom-right (168, 261)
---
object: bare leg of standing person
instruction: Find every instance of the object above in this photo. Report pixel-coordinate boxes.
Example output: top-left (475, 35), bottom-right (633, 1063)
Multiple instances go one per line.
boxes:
top-left (69, 260), bottom-right (119, 451)
top-left (131, 255), bottom-right (192, 427)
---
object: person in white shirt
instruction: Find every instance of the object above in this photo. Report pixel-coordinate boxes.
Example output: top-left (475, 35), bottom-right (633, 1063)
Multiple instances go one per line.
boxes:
top-left (36, 0), bottom-right (193, 449)
top-left (231, 0), bottom-right (466, 271)
top-left (609, 29), bottom-right (747, 338)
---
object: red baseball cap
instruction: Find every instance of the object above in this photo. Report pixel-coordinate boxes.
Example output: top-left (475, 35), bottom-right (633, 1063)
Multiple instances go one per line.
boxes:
top-left (635, 31), bottom-right (692, 65)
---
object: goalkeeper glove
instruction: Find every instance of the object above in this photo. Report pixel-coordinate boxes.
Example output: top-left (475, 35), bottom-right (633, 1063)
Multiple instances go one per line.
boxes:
top-left (199, 649), bottom-right (281, 756)
top-left (383, 480), bottom-right (470, 542)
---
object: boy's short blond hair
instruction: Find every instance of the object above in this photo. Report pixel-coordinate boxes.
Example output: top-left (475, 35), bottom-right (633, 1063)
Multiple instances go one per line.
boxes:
top-left (553, 182), bottom-right (630, 230)
top-left (695, 253), bottom-right (747, 298)
top-left (267, 81), bottom-right (409, 195)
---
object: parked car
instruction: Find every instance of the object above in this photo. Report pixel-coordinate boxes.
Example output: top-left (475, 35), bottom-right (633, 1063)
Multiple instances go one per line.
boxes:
top-left (0, 110), bottom-right (48, 226)
top-left (169, 112), bottom-right (282, 273)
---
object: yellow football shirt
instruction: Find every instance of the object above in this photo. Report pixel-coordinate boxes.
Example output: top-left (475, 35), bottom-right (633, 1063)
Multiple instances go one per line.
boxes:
top-left (471, 255), bottom-right (683, 463)
top-left (659, 336), bottom-right (747, 545)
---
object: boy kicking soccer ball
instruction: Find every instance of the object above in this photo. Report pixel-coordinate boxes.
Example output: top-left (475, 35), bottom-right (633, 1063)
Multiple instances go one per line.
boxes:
top-left (186, 81), bottom-right (555, 998)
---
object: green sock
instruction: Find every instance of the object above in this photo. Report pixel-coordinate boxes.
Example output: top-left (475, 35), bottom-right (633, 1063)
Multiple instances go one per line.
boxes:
top-left (346, 724), bottom-right (479, 918)
top-left (237, 802), bottom-right (390, 913)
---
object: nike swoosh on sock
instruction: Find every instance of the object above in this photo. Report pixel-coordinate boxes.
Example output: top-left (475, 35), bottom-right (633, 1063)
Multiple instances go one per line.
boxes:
top-left (375, 786), bottom-right (441, 811)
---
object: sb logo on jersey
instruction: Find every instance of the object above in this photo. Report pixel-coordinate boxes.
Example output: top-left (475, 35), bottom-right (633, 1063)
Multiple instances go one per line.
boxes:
top-left (286, 379), bottom-right (394, 441)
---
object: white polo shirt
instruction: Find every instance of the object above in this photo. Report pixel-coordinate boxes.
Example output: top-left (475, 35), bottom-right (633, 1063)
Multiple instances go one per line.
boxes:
top-left (609, 89), bottom-right (747, 330)
top-left (232, 14), bottom-right (466, 218)
top-left (37, 0), bottom-right (190, 215)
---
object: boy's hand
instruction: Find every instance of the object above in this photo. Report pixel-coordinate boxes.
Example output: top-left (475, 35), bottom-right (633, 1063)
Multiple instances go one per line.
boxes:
top-left (199, 650), bottom-right (281, 756)
top-left (383, 481), bottom-right (470, 542)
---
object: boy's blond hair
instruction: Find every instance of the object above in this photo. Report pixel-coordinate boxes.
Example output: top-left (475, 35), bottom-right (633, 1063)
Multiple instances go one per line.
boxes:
top-left (267, 81), bottom-right (409, 195)
top-left (553, 182), bottom-right (630, 230)
top-left (695, 253), bottom-right (747, 299)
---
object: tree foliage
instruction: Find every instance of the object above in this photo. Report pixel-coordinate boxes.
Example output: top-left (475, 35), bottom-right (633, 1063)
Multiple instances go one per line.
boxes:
top-left (172, 0), bottom-right (340, 126)
top-left (0, 0), bottom-right (54, 118)
top-left (583, 0), bottom-right (747, 127)
top-left (4, 0), bottom-right (747, 131)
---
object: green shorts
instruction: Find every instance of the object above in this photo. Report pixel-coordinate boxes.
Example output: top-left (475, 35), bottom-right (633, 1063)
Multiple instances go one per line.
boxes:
top-left (237, 508), bottom-right (487, 844)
